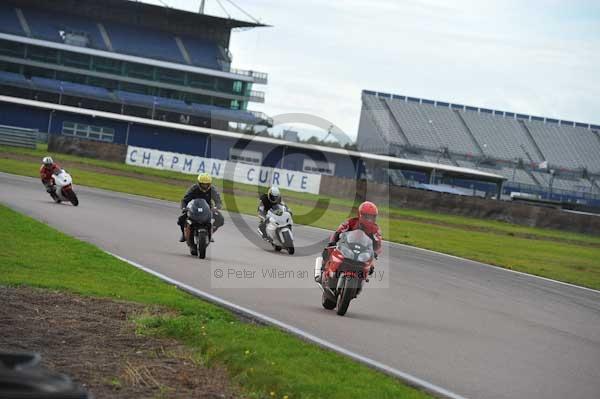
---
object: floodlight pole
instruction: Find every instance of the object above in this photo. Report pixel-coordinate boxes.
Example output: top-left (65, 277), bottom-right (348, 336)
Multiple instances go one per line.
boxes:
top-left (199, 0), bottom-right (206, 14)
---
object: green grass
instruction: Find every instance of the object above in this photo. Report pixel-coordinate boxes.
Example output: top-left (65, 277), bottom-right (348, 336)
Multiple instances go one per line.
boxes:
top-left (0, 204), bottom-right (431, 399)
top-left (2, 145), bottom-right (600, 289)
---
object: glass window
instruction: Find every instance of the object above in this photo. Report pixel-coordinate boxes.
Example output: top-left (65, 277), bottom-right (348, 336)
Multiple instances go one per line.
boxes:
top-left (189, 73), bottom-right (214, 89)
top-left (185, 93), bottom-right (210, 105)
top-left (232, 81), bottom-right (243, 93)
top-left (23, 66), bottom-right (54, 79)
top-left (126, 63), bottom-right (154, 80)
top-left (0, 40), bottom-right (25, 57)
top-left (93, 57), bottom-right (122, 74)
top-left (157, 68), bottom-right (185, 85)
top-left (61, 121), bottom-right (114, 142)
top-left (28, 46), bottom-right (58, 63)
top-left (229, 148), bottom-right (262, 165)
top-left (75, 129), bottom-right (88, 138)
top-left (216, 78), bottom-right (233, 92)
top-left (88, 76), bottom-right (117, 90)
top-left (62, 52), bottom-right (90, 68)
top-left (0, 61), bottom-right (22, 74)
top-left (120, 82), bottom-right (150, 95)
top-left (302, 160), bottom-right (335, 176)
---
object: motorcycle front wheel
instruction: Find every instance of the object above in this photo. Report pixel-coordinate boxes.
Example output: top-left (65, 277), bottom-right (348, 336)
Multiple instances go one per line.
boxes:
top-left (282, 230), bottom-right (294, 255)
top-left (336, 277), bottom-right (356, 316)
top-left (196, 230), bottom-right (207, 259)
top-left (67, 190), bottom-right (79, 206)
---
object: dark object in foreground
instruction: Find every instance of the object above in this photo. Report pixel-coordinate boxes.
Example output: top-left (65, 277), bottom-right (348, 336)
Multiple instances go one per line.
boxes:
top-left (0, 351), bottom-right (90, 399)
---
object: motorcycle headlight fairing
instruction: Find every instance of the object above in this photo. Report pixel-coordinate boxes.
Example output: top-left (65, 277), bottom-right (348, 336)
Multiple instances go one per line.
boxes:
top-left (340, 246), bottom-right (355, 260)
top-left (357, 252), bottom-right (372, 262)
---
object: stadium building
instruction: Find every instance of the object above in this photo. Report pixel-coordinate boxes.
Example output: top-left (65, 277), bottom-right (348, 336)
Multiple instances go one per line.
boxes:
top-left (357, 90), bottom-right (600, 206)
top-left (0, 0), bottom-right (270, 131)
top-left (0, 0), bottom-right (508, 199)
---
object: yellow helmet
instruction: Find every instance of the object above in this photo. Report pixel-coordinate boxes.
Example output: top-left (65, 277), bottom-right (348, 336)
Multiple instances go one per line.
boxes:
top-left (197, 173), bottom-right (212, 192)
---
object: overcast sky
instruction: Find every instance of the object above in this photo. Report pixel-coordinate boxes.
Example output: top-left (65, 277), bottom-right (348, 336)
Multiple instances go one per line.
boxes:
top-left (139, 0), bottom-right (600, 139)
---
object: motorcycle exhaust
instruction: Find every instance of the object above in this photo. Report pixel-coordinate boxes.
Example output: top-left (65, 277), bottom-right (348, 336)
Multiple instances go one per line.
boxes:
top-left (314, 256), bottom-right (323, 286)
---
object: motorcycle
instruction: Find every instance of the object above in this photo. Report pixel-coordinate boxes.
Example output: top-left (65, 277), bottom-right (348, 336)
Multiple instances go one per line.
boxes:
top-left (184, 198), bottom-right (213, 259)
top-left (49, 169), bottom-right (79, 206)
top-left (258, 204), bottom-right (294, 255)
top-left (315, 230), bottom-right (375, 316)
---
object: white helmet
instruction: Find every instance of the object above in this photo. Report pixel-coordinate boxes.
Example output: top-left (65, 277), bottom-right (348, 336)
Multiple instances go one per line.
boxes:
top-left (268, 186), bottom-right (281, 203)
top-left (42, 156), bottom-right (53, 166)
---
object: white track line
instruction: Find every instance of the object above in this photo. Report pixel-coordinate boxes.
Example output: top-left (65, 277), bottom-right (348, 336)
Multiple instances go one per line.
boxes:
top-left (107, 251), bottom-right (468, 399)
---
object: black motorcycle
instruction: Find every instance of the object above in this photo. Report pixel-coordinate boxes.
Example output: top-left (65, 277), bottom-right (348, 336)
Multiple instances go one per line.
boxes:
top-left (184, 198), bottom-right (213, 259)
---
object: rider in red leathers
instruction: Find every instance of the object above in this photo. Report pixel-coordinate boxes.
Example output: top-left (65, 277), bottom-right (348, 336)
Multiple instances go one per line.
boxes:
top-left (40, 156), bottom-right (61, 201)
top-left (318, 201), bottom-right (382, 281)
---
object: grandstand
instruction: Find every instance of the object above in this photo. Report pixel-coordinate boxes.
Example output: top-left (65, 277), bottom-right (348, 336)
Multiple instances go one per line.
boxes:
top-left (0, 0), bottom-right (271, 130)
top-left (358, 90), bottom-right (600, 205)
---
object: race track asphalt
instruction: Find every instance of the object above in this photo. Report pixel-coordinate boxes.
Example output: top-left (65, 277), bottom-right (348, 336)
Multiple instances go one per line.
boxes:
top-left (2, 172), bottom-right (599, 399)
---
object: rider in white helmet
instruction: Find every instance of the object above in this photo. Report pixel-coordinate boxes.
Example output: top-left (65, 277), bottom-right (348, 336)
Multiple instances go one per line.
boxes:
top-left (258, 186), bottom-right (282, 239)
top-left (39, 156), bottom-right (61, 200)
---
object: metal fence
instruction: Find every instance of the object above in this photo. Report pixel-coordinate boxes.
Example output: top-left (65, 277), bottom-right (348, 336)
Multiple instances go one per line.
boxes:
top-left (0, 125), bottom-right (38, 149)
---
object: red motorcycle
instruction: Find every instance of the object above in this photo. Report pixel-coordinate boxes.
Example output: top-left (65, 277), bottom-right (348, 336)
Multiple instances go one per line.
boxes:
top-left (316, 230), bottom-right (375, 316)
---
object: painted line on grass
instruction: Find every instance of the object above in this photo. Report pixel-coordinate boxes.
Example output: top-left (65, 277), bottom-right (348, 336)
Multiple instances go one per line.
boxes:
top-left (107, 251), bottom-right (468, 399)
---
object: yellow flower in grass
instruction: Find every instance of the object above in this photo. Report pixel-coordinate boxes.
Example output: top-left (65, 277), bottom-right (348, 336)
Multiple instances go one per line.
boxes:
top-left (269, 392), bottom-right (275, 397)
top-left (244, 349), bottom-right (251, 355)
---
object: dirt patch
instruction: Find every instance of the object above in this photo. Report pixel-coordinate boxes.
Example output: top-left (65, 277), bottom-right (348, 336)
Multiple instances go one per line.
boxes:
top-left (0, 286), bottom-right (239, 399)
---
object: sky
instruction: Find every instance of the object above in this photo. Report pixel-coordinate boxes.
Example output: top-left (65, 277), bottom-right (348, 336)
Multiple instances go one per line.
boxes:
top-left (137, 0), bottom-right (600, 140)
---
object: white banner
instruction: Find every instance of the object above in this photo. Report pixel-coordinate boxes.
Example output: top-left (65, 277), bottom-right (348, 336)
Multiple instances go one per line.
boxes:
top-left (126, 145), bottom-right (322, 194)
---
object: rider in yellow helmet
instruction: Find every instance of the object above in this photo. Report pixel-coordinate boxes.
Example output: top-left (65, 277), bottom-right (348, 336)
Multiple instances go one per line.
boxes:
top-left (177, 173), bottom-right (224, 242)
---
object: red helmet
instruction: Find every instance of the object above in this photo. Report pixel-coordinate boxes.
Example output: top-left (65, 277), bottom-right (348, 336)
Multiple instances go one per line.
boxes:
top-left (358, 201), bottom-right (378, 230)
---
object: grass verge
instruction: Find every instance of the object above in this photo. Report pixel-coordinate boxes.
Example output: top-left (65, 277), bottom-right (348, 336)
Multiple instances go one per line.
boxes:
top-left (1, 145), bottom-right (600, 290)
top-left (0, 204), bottom-right (431, 399)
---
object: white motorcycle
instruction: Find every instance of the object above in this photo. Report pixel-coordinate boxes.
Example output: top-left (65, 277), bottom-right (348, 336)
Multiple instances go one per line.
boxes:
top-left (259, 204), bottom-right (294, 255)
top-left (49, 169), bottom-right (79, 206)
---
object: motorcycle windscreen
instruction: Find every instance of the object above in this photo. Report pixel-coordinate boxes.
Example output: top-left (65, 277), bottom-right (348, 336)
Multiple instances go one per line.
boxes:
top-left (341, 230), bottom-right (373, 251)
top-left (338, 230), bottom-right (374, 264)
top-left (187, 198), bottom-right (211, 224)
top-left (270, 204), bottom-right (285, 216)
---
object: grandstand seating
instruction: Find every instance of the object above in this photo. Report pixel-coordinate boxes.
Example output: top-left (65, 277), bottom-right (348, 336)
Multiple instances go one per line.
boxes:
top-left (461, 111), bottom-right (542, 162)
top-left (362, 95), bottom-right (406, 146)
top-left (0, 70), bottom-right (260, 125)
top-left (0, 71), bottom-right (31, 88)
top-left (0, 5), bottom-right (222, 70)
top-left (385, 98), bottom-right (481, 155)
top-left (30, 77), bottom-right (62, 92)
top-left (60, 81), bottom-right (114, 102)
top-left (155, 97), bottom-right (191, 114)
top-left (102, 22), bottom-right (184, 64)
top-left (0, 3), bottom-right (24, 36)
top-left (180, 36), bottom-right (222, 70)
top-left (24, 8), bottom-right (107, 50)
top-left (386, 99), bottom-right (480, 154)
top-left (525, 121), bottom-right (600, 172)
top-left (359, 92), bottom-right (600, 200)
top-left (511, 169), bottom-right (538, 186)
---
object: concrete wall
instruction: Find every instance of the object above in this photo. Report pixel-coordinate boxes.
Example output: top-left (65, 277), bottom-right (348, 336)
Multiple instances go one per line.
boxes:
top-left (319, 175), bottom-right (600, 235)
top-left (49, 135), bottom-right (126, 162)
